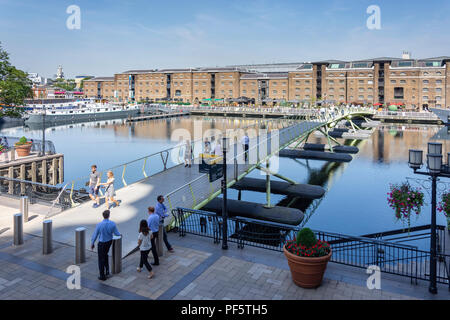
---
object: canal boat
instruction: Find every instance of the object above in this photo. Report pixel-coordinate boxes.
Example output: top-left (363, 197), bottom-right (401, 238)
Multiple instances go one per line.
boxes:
top-left (23, 99), bottom-right (140, 124)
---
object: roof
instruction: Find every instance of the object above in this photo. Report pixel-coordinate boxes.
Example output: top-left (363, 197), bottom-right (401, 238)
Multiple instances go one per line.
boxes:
top-left (85, 77), bottom-right (114, 82)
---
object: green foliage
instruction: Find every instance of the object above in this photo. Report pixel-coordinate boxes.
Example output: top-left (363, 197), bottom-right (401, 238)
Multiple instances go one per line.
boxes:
top-left (0, 42), bottom-right (32, 106)
top-left (0, 107), bottom-right (24, 118)
top-left (296, 228), bottom-right (317, 248)
top-left (15, 136), bottom-right (29, 146)
top-left (53, 79), bottom-right (76, 91)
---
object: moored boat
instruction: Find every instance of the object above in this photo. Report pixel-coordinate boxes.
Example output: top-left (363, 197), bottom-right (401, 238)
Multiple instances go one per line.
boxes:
top-left (24, 99), bottom-right (140, 124)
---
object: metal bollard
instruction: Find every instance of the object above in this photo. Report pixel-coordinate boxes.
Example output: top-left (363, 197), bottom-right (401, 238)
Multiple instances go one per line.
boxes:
top-left (157, 225), bottom-right (164, 257)
top-left (13, 213), bottom-right (24, 246)
top-left (20, 196), bottom-right (29, 222)
top-left (75, 227), bottom-right (86, 264)
top-left (112, 235), bottom-right (122, 274)
top-left (42, 220), bottom-right (53, 255)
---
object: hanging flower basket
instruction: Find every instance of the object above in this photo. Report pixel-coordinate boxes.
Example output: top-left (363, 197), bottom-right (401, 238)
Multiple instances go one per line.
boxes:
top-left (438, 193), bottom-right (450, 230)
top-left (0, 144), bottom-right (5, 155)
top-left (387, 182), bottom-right (424, 231)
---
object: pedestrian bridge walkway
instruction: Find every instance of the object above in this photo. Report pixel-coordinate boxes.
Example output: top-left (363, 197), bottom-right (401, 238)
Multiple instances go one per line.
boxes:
top-left (20, 107), bottom-right (375, 256)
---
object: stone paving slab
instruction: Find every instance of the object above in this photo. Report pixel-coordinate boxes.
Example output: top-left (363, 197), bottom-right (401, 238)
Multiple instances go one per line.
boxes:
top-left (173, 256), bottom-right (419, 300)
top-left (0, 232), bottom-right (210, 300)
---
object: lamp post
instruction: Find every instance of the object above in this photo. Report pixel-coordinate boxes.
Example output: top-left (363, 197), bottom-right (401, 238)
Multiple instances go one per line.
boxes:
top-left (41, 105), bottom-right (46, 156)
top-left (221, 136), bottom-right (229, 250)
top-left (408, 143), bottom-right (450, 294)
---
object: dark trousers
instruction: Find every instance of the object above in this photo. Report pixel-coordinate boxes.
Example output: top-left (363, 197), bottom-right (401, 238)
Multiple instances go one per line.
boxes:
top-left (244, 144), bottom-right (249, 161)
top-left (150, 236), bottom-right (159, 264)
top-left (97, 240), bottom-right (112, 278)
top-left (139, 250), bottom-right (152, 272)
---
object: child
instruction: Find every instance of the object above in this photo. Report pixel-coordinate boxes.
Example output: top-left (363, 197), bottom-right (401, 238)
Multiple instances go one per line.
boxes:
top-left (136, 219), bottom-right (154, 279)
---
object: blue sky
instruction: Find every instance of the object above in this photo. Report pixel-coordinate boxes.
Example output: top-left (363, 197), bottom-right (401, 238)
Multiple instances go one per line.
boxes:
top-left (1, 0), bottom-right (449, 78)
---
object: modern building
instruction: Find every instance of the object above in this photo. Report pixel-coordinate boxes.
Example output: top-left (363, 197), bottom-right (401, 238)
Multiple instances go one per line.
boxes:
top-left (83, 55), bottom-right (450, 109)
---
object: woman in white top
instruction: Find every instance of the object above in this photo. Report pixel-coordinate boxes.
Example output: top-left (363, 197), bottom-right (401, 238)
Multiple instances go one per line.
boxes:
top-left (99, 170), bottom-right (120, 210)
top-left (136, 220), bottom-right (154, 279)
top-left (184, 140), bottom-right (192, 168)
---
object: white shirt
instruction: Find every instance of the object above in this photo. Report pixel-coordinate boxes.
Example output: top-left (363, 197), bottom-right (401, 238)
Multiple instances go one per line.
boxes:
top-left (241, 135), bottom-right (249, 145)
top-left (138, 232), bottom-right (152, 251)
top-left (214, 144), bottom-right (223, 156)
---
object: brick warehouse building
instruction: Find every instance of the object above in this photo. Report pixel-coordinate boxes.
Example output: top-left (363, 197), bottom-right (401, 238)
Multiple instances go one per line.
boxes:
top-left (84, 56), bottom-right (450, 110)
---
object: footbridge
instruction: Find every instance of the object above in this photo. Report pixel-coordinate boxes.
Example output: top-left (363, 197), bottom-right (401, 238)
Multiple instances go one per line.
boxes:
top-left (17, 107), bottom-right (375, 255)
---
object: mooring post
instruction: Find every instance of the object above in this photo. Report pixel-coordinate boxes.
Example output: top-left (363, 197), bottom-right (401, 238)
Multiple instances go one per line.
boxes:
top-left (20, 196), bottom-right (29, 222)
top-left (75, 227), bottom-right (86, 264)
top-left (112, 235), bottom-right (122, 274)
top-left (42, 220), bottom-right (53, 255)
top-left (13, 213), bottom-right (24, 246)
top-left (157, 225), bottom-right (164, 257)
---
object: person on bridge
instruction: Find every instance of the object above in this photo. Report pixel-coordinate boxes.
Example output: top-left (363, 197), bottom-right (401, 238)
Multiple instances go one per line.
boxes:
top-left (136, 219), bottom-right (155, 279)
top-left (147, 206), bottom-right (160, 265)
top-left (155, 195), bottom-right (174, 253)
top-left (99, 170), bottom-right (120, 210)
top-left (204, 138), bottom-right (211, 154)
top-left (91, 210), bottom-right (121, 281)
top-left (88, 165), bottom-right (101, 208)
top-left (241, 132), bottom-right (250, 162)
top-left (184, 140), bottom-right (192, 168)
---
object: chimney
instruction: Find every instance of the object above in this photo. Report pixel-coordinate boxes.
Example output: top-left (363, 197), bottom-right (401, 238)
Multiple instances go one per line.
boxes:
top-left (402, 51), bottom-right (411, 60)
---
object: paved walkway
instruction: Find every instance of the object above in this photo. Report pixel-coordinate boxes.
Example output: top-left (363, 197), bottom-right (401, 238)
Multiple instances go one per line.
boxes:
top-left (1, 229), bottom-right (446, 300)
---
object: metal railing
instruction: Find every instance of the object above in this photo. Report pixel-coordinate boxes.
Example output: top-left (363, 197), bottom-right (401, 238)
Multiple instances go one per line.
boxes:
top-left (65, 119), bottom-right (294, 207)
top-left (173, 207), bottom-right (450, 286)
top-left (0, 136), bottom-right (56, 164)
top-left (375, 111), bottom-right (439, 119)
top-left (0, 175), bottom-right (73, 210)
top-left (63, 106), bottom-right (373, 209)
top-left (165, 106), bottom-right (374, 213)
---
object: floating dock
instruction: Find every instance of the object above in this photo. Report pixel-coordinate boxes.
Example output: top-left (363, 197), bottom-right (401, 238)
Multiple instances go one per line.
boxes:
top-left (279, 149), bottom-right (353, 162)
top-left (126, 112), bottom-right (190, 123)
top-left (314, 130), bottom-right (372, 140)
top-left (232, 177), bottom-right (325, 199)
top-left (303, 143), bottom-right (359, 154)
top-left (202, 198), bottom-right (304, 226)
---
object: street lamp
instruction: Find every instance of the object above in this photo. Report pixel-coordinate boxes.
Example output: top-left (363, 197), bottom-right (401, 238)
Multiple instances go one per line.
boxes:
top-left (41, 105), bottom-right (46, 156)
top-left (408, 143), bottom-right (450, 294)
top-left (221, 136), bottom-right (229, 250)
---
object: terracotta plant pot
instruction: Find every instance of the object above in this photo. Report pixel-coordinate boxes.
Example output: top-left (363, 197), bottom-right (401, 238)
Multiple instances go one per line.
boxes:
top-left (15, 144), bottom-right (32, 157)
top-left (283, 245), bottom-right (332, 289)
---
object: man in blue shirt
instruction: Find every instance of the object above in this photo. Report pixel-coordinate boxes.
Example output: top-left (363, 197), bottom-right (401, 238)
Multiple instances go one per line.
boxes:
top-left (147, 206), bottom-right (160, 265)
top-left (91, 210), bottom-right (121, 281)
top-left (154, 195), bottom-right (174, 253)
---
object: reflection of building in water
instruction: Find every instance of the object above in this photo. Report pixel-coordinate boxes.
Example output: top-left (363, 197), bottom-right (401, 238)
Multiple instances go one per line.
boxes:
top-left (110, 117), bottom-right (283, 141)
top-left (362, 126), bottom-right (450, 163)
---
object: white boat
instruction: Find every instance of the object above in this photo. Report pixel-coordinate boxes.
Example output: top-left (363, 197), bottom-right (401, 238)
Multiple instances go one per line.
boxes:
top-left (24, 99), bottom-right (140, 124)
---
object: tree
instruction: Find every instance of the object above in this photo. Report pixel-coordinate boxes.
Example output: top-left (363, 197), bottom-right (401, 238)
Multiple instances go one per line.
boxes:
top-left (0, 42), bottom-right (32, 107)
top-left (80, 76), bottom-right (93, 90)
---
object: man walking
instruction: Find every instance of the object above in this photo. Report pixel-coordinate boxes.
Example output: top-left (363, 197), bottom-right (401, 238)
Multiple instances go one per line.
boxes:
top-left (88, 165), bottom-right (101, 208)
top-left (91, 210), bottom-right (121, 281)
top-left (241, 132), bottom-right (249, 162)
top-left (147, 206), bottom-right (160, 265)
top-left (155, 195), bottom-right (174, 253)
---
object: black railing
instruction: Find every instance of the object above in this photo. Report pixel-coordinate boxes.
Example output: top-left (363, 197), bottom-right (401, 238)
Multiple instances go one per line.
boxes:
top-left (0, 176), bottom-right (76, 210)
top-left (173, 207), bottom-right (450, 287)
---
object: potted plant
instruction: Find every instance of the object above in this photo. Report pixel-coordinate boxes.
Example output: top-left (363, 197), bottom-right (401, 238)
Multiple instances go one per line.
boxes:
top-left (14, 136), bottom-right (32, 157)
top-left (283, 228), bottom-right (332, 288)
top-left (387, 182), bottom-right (424, 232)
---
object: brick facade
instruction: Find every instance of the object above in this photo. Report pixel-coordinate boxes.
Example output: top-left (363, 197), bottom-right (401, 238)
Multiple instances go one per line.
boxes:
top-left (83, 57), bottom-right (450, 109)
